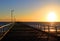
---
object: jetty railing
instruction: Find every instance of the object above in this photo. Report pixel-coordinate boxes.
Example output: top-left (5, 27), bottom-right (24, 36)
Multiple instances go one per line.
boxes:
top-left (29, 24), bottom-right (59, 36)
top-left (27, 23), bottom-right (60, 41)
top-left (0, 22), bottom-right (15, 40)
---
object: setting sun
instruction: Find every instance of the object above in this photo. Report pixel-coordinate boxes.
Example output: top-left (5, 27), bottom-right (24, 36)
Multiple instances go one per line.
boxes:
top-left (47, 12), bottom-right (57, 22)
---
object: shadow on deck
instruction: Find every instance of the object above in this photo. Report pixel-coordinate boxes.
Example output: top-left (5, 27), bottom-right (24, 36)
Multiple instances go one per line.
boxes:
top-left (1, 22), bottom-right (60, 41)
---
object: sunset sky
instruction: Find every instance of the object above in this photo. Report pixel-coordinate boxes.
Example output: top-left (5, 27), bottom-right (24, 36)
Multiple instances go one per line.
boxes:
top-left (0, 0), bottom-right (60, 22)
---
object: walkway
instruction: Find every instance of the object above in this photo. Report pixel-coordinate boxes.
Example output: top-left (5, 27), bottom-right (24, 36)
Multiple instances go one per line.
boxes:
top-left (1, 22), bottom-right (60, 41)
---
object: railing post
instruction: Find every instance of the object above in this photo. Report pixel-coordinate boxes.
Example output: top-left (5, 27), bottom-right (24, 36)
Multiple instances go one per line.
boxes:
top-left (47, 25), bottom-right (50, 41)
top-left (40, 25), bottom-right (42, 30)
top-left (1, 27), bottom-right (3, 36)
top-left (44, 25), bottom-right (45, 32)
top-left (55, 26), bottom-right (57, 36)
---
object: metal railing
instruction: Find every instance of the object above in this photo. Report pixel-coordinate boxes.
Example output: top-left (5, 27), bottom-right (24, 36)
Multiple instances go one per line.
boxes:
top-left (0, 22), bottom-right (15, 40)
top-left (27, 23), bottom-right (60, 41)
top-left (29, 24), bottom-right (60, 35)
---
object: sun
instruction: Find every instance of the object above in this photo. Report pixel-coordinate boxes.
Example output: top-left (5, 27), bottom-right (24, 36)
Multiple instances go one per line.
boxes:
top-left (47, 12), bottom-right (57, 22)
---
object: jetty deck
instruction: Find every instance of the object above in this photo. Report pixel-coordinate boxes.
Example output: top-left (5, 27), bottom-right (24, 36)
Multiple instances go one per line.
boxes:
top-left (1, 22), bottom-right (60, 41)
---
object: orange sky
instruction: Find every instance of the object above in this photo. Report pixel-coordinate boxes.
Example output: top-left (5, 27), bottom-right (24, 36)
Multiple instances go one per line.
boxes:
top-left (15, 4), bottom-right (60, 22)
top-left (0, 0), bottom-right (60, 22)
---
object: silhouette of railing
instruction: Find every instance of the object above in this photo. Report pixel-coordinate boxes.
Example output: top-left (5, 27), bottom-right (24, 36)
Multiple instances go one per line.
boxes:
top-left (29, 24), bottom-right (59, 35)
top-left (0, 22), bottom-right (15, 40)
top-left (27, 23), bottom-right (60, 41)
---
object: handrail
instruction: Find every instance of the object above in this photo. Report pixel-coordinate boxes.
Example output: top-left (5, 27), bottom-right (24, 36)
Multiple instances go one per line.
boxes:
top-left (26, 24), bottom-right (59, 41)
top-left (27, 23), bottom-right (60, 37)
top-left (0, 23), bottom-right (12, 28)
top-left (0, 22), bottom-right (15, 40)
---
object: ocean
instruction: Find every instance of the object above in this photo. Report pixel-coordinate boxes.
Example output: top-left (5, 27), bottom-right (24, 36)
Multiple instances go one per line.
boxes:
top-left (0, 22), bottom-right (10, 26)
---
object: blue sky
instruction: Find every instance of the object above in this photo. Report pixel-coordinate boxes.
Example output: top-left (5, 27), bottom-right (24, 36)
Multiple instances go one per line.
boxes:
top-left (0, 0), bottom-right (60, 22)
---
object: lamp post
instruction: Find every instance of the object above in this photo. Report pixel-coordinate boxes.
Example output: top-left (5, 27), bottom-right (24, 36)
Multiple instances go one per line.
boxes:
top-left (11, 9), bottom-right (14, 22)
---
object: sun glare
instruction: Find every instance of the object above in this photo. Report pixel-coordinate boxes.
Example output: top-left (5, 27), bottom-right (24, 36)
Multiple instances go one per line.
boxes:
top-left (47, 12), bottom-right (57, 22)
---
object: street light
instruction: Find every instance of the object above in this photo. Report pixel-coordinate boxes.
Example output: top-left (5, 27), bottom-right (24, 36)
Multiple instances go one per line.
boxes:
top-left (11, 9), bottom-right (14, 22)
